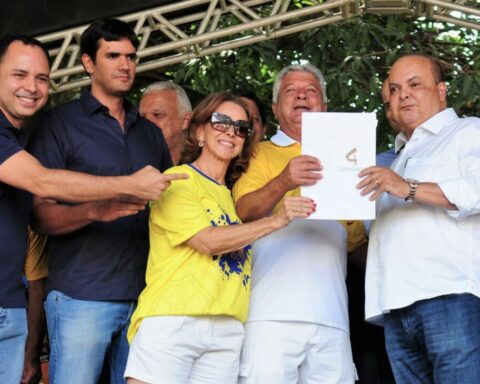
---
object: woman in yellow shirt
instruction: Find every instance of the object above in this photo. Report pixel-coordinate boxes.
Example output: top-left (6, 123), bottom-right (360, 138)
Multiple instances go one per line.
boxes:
top-left (125, 92), bottom-right (315, 384)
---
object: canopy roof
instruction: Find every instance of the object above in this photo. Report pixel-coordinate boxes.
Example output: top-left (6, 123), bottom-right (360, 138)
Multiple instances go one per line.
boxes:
top-left (0, 0), bottom-right (173, 37)
top-left (1, 0), bottom-right (479, 94)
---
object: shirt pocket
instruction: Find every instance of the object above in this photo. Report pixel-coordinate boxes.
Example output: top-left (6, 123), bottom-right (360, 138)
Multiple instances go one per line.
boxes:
top-left (403, 157), bottom-right (455, 183)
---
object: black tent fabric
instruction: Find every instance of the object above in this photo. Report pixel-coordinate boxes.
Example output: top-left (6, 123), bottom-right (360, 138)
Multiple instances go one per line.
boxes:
top-left (0, 0), bottom-right (172, 37)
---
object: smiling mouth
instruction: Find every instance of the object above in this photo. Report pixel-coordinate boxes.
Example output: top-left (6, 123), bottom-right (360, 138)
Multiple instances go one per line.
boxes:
top-left (218, 140), bottom-right (234, 148)
top-left (17, 95), bottom-right (40, 106)
top-left (294, 105), bottom-right (310, 111)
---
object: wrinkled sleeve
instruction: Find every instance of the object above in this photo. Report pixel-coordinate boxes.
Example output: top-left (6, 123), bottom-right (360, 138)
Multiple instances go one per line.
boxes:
top-left (438, 125), bottom-right (480, 220)
top-left (0, 130), bottom-right (23, 165)
top-left (232, 145), bottom-right (271, 203)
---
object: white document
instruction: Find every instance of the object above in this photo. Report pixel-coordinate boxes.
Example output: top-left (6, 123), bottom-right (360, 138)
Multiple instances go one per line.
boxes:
top-left (301, 112), bottom-right (377, 220)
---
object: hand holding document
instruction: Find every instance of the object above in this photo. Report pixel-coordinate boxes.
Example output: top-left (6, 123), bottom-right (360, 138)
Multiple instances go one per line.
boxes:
top-left (301, 112), bottom-right (377, 220)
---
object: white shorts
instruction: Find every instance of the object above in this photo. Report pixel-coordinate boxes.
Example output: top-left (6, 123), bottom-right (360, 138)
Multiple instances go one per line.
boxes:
top-left (125, 315), bottom-right (244, 384)
top-left (238, 321), bottom-right (357, 384)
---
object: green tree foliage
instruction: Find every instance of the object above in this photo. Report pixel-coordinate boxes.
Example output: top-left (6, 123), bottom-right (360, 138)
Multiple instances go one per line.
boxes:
top-left (138, 14), bottom-right (480, 151)
top-left (51, 11), bottom-right (480, 151)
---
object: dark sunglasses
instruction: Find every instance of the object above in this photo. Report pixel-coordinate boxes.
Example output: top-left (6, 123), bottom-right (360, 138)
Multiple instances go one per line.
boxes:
top-left (210, 112), bottom-right (251, 139)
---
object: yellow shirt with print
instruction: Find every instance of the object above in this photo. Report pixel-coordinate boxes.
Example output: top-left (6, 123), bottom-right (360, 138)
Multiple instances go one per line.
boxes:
top-left (233, 141), bottom-right (366, 251)
top-left (128, 164), bottom-right (252, 343)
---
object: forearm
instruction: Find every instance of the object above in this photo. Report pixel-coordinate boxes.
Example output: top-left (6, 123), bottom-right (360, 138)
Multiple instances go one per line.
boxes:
top-left (358, 167), bottom-right (457, 210)
top-left (32, 201), bottom-right (97, 235)
top-left (187, 215), bottom-right (280, 255)
top-left (2, 151), bottom-right (134, 202)
top-left (236, 176), bottom-right (289, 222)
top-left (25, 279), bottom-right (46, 366)
top-left (413, 182), bottom-right (457, 210)
top-left (33, 168), bottom-right (133, 203)
top-left (2, 150), bottom-right (178, 203)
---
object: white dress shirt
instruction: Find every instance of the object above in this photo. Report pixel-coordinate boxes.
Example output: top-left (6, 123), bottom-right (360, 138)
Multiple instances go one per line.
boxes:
top-left (365, 108), bottom-right (480, 325)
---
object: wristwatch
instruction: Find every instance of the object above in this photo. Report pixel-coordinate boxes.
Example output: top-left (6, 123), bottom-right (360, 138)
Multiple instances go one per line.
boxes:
top-left (404, 178), bottom-right (419, 202)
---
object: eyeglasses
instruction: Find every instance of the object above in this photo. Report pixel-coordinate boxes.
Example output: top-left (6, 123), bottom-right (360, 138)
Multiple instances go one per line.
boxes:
top-left (210, 112), bottom-right (251, 139)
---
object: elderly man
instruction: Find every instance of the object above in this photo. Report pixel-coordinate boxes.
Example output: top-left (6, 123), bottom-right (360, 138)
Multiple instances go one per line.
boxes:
top-left (0, 34), bottom-right (179, 383)
top-left (233, 63), bottom-right (366, 383)
top-left (28, 19), bottom-right (185, 384)
top-left (358, 54), bottom-right (480, 383)
top-left (140, 81), bottom-right (192, 165)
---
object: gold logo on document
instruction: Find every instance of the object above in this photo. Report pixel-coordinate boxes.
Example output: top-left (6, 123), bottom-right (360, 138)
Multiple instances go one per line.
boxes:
top-left (345, 147), bottom-right (357, 166)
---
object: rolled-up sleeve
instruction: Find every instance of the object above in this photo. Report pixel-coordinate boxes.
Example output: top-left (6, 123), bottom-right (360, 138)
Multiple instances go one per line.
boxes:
top-left (438, 125), bottom-right (480, 219)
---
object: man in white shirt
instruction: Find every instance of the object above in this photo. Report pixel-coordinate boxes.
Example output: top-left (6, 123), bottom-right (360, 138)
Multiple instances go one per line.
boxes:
top-left (233, 63), bottom-right (366, 384)
top-left (358, 54), bottom-right (480, 384)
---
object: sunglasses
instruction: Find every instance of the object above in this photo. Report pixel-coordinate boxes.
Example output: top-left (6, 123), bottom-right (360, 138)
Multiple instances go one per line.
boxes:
top-left (210, 112), bottom-right (251, 139)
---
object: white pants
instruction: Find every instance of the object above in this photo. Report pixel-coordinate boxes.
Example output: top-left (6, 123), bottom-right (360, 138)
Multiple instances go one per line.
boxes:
top-left (238, 321), bottom-right (356, 384)
top-left (125, 315), bottom-right (244, 384)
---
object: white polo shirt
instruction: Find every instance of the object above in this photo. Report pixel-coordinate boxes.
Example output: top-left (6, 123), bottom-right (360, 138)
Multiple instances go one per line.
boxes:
top-left (365, 108), bottom-right (480, 325)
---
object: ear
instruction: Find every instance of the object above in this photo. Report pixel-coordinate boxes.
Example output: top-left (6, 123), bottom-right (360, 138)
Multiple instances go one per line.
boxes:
top-left (81, 53), bottom-right (95, 76)
top-left (196, 123), bottom-right (206, 142)
top-left (272, 103), bottom-right (278, 120)
top-left (181, 112), bottom-right (192, 131)
top-left (437, 82), bottom-right (447, 104)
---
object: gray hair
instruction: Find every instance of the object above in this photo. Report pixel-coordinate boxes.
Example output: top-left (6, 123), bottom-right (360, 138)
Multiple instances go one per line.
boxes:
top-left (272, 63), bottom-right (327, 103)
top-left (143, 81), bottom-right (192, 113)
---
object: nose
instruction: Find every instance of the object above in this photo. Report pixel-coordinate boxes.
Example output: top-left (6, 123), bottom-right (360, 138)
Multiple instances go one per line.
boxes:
top-left (23, 76), bottom-right (38, 93)
top-left (295, 89), bottom-right (307, 100)
top-left (118, 56), bottom-right (130, 71)
top-left (225, 124), bottom-right (235, 137)
top-left (399, 87), bottom-right (410, 100)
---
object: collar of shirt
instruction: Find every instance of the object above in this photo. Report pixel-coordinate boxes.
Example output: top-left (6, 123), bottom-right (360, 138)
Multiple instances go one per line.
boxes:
top-left (394, 108), bottom-right (458, 153)
top-left (270, 129), bottom-right (298, 147)
top-left (79, 90), bottom-right (141, 129)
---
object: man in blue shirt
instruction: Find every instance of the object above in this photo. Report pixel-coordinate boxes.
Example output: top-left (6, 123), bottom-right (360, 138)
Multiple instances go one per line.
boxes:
top-left (0, 35), bottom-right (184, 383)
top-left (29, 19), bottom-right (176, 383)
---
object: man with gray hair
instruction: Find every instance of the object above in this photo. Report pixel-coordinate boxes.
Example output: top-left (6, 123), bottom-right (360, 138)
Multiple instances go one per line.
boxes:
top-left (233, 63), bottom-right (365, 383)
top-left (140, 81), bottom-right (192, 164)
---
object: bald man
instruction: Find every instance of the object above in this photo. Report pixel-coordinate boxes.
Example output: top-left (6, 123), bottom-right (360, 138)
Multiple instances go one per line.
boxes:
top-left (359, 54), bottom-right (480, 384)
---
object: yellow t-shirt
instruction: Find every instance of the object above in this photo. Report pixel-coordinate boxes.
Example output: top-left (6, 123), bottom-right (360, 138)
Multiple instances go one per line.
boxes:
top-left (233, 141), bottom-right (366, 252)
top-left (128, 164), bottom-right (252, 343)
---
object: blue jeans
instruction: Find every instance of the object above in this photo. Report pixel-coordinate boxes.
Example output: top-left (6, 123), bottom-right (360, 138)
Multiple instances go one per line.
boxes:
top-left (384, 293), bottom-right (480, 384)
top-left (0, 307), bottom-right (27, 383)
top-left (45, 290), bottom-right (135, 384)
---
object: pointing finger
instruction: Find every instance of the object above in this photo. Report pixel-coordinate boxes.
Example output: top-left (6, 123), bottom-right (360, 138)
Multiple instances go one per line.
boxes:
top-left (163, 173), bottom-right (189, 181)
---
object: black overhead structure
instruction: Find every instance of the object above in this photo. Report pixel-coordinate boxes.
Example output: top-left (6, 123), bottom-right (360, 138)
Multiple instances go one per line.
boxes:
top-left (1, 0), bottom-right (479, 94)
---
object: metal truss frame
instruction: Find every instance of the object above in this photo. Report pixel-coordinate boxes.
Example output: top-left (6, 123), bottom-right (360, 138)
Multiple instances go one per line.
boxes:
top-left (37, 0), bottom-right (480, 93)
